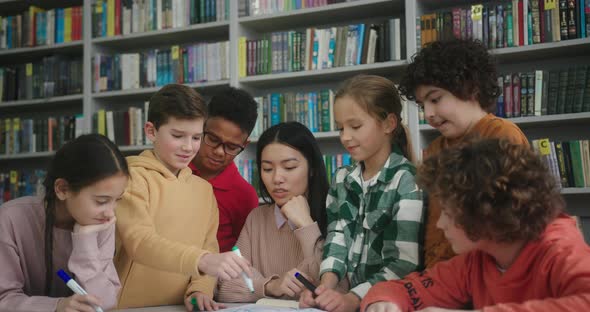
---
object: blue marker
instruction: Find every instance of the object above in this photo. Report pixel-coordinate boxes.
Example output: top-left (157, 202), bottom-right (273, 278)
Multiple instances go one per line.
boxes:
top-left (231, 246), bottom-right (255, 293)
top-left (57, 270), bottom-right (104, 312)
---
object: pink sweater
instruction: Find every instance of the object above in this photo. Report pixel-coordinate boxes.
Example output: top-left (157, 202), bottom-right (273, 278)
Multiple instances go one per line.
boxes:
top-left (217, 204), bottom-right (348, 302)
top-left (0, 196), bottom-right (121, 311)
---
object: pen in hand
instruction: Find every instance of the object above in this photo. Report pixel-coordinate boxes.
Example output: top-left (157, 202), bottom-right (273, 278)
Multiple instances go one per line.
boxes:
top-left (294, 272), bottom-right (317, 297)
top-left (56, 270), bottom-right (104, 312)
top-left (231, 246), bottom-right (255, 293)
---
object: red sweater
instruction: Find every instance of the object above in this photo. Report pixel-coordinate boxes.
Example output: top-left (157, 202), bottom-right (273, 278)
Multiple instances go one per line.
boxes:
top-left (361, 215), bottom-right (590, 312)
top-left (190, 162), bottom-right (259, 252)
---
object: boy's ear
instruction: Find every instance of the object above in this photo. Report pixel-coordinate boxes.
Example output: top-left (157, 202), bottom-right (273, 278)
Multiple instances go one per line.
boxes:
top-left (145, 121), bottom-right (157, 142)
top-left (383, 113), bottom-right (398, 134)
top-left (54, 178), bottom-right (69, 201)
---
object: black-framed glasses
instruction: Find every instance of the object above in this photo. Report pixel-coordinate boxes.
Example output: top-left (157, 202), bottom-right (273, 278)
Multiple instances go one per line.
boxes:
top-left (202, 131), bottom-right (245, 156)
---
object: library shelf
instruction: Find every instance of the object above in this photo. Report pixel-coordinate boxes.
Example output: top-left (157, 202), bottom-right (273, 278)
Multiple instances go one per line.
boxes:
top-left (0, 41), bottom-right (83, 63)
top-left (250, 131), bottom-right (339, 143)
top-left (239, 0), bottom-right (401, 31)
top-left (561, 187), bottom-right (590, 195)
top-left (0, 151), bottom-right (56, 161)
top-left (239, 60), bottom-right (407, 88)
top-left (419, 112), bottom-right (590, 134)
top-left (91, 21), bottom-right (230, 50)
top-left (92, 80), bottom-right (231, 100)
top-left (0, 94), bottom-right (83, 109)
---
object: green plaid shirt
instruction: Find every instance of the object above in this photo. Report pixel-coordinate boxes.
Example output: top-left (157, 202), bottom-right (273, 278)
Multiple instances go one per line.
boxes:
top-left (320, 149), bottom-right (424, 298)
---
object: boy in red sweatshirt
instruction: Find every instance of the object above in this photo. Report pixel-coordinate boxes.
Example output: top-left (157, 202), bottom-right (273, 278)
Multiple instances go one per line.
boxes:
top-left (361, 138), bottom-right (590, 312)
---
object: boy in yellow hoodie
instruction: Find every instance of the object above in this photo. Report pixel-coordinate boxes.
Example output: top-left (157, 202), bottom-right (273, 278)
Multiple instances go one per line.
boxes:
top-left (114, 84), bottom-right (252, 311)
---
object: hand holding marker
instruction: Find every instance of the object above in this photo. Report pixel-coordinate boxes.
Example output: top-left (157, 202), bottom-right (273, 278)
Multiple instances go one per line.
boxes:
top-left (231, 246), bottom-right (255, 293)
top-left (57, 270), bottom-right (104, 312)
top-left (295, 272), bottom-right (317, 297)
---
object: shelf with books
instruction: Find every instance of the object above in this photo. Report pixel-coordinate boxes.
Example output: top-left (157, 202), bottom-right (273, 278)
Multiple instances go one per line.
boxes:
top-left (491, 38), bottom-right (590, 63)
top-left (119, 144), bottom-right (153, 153)
top-left (238, 0), bottom-right (401, 31)
top-left (239, 60), bottom-right (407, 88)
top-left (91, 21), bottom-right (230, 50)
top-left (249, 131), bottom-right (339, 143)
top-left (0, 41), bottom-right (83, 63)
top-left (561, 187), bottom-right (590, 195)
top-left (92, 80), bottom-right (230, 100)
top-left (0, 151), bottom-right (56, 161)
top-left (418, 112), bottom-right (590, 134)
top-left (0, 94), bottom-right (83, 109)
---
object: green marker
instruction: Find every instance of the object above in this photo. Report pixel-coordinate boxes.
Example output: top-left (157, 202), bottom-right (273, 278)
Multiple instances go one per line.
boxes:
top-left (191, 297), bottom-right (199, 311)
top-left (232, 246), bottom-right (255, 293)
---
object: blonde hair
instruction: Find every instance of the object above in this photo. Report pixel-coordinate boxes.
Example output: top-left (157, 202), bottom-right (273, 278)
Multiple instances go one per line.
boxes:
top-left (335, 74), bottom-right (414, 162)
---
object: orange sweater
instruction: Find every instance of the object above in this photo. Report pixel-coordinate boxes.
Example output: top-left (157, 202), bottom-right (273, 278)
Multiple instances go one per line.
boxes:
top-left (361, 215), bottom-right (590, 312)
top-left (115, 150), bottom-right (219, 308)
top-left (424, 114), bottom-right (529, 268)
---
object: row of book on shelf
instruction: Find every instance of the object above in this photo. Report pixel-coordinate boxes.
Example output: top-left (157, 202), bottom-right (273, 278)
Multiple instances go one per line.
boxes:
top-left (416, 66), bottom-right (590, 124)
top-left (93, 41), bottom-right (229, 92)
top-left (237, 152), bottom-right (353, 197)
top-left (533, 138), bottom-right (590, 188)
top-left (0, 116), bottom-right (83, 155)
top-left (238, 0), bottom-right (349, 17)
top-left (0, 5), bottom-right (83, 50)
top-left (92, 0), bottom-right (229, 38)
top-left (93, 104), bottom-right (150, 147)
top-left (250, 89), bottom-right (410, 139)
top-left (0, 56), bottom-right (83, 103)
top-left (417, 0), bottom-right (590, 50)
top-left (0, 170), bottom-right (46, 205)
top-left (496, 67), bottom-right (590, 118)
top-left (238, 19), bottom-right (405, 77)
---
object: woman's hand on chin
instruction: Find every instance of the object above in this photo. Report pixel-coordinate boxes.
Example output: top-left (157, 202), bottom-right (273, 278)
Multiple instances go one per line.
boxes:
top-left (280, 195), bottom-right (314, 228)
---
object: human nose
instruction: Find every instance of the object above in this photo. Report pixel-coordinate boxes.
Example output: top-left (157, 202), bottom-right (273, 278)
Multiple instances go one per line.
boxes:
top-left (105, 204), bottom-right (116, 218)
top-left (423, 103), bottom-right (435, 121)
top-left (340, 127), bottom-right (351, 143)
top-left (273, 169), bottom-right (285, 185)
top-left (181, 138), bottom-right (193, 152)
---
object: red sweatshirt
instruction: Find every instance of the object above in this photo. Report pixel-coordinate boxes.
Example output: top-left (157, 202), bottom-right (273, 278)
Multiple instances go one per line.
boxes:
top-left (361, 215), bottom-right (590, 312)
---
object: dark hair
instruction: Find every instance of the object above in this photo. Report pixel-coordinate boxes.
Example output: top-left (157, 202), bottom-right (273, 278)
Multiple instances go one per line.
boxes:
top-left (148, 84), bottom-right (207, 129)
top-left (399, 39), bottom-right (500, 113)
top-left (43, 134), bottom-right (129, 295)
top-left (335, 74), bottom-right (414, 162)
top-left (256, 122), bottom-right (329, 238)
top-left (208, 86), bottom-right (258, 135)
top-left (417, 138), bottom-right (563, 243)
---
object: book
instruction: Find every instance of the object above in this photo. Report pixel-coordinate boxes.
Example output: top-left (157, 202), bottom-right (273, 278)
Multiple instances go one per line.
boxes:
top-left (255, 298), bottom-right (299, 308)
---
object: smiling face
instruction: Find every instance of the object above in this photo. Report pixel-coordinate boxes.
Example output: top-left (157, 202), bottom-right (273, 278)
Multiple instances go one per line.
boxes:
top-left (260, 143), bottom-right (309, 207)
top-left (334, 95), bottom-right (394, 164)
top-left (146, 116), bottom-right (204, 175)
top-left (192, 117), bottom-right (249, 178)
top-left (415, 85), bottom-right (487, 139)
top-left (60, 173), bottom-right (128, 226)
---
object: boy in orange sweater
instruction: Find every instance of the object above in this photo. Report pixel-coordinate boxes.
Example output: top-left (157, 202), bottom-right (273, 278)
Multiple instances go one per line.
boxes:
top-left (114, 84), bottom-right (252, 311)
top-left (361, 139), bottom-right (590, 312)
top-left (399, 39), bottom-right (529, 268)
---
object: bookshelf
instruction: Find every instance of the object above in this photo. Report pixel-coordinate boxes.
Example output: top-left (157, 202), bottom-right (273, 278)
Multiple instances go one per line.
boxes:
top-left (1, 0), bottom-right (589, 238)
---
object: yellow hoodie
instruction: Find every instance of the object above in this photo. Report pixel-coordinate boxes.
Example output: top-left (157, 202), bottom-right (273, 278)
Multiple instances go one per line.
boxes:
top-left (114, 150), bottom-right (218, 308)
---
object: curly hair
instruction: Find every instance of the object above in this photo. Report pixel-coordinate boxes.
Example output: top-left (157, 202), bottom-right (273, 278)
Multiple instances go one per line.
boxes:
top-left (399, 39), bottom-right (500, 113)
top-left (208, 86), bottom-right (258, 135)
top-left (417, 138), bottom-right (564, 243)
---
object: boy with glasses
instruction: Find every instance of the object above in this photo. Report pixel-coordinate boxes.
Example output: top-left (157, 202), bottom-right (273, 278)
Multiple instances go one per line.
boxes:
top-left (190, 87), bottom-right (260, 252)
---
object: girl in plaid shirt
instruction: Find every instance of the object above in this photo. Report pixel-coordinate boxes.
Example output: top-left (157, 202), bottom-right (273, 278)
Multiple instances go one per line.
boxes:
top-left (300, 75), bottom-right (425, 312)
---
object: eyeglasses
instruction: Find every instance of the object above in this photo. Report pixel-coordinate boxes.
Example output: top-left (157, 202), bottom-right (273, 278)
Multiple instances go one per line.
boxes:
top-left (202, 131), bottom-right (245, 156)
